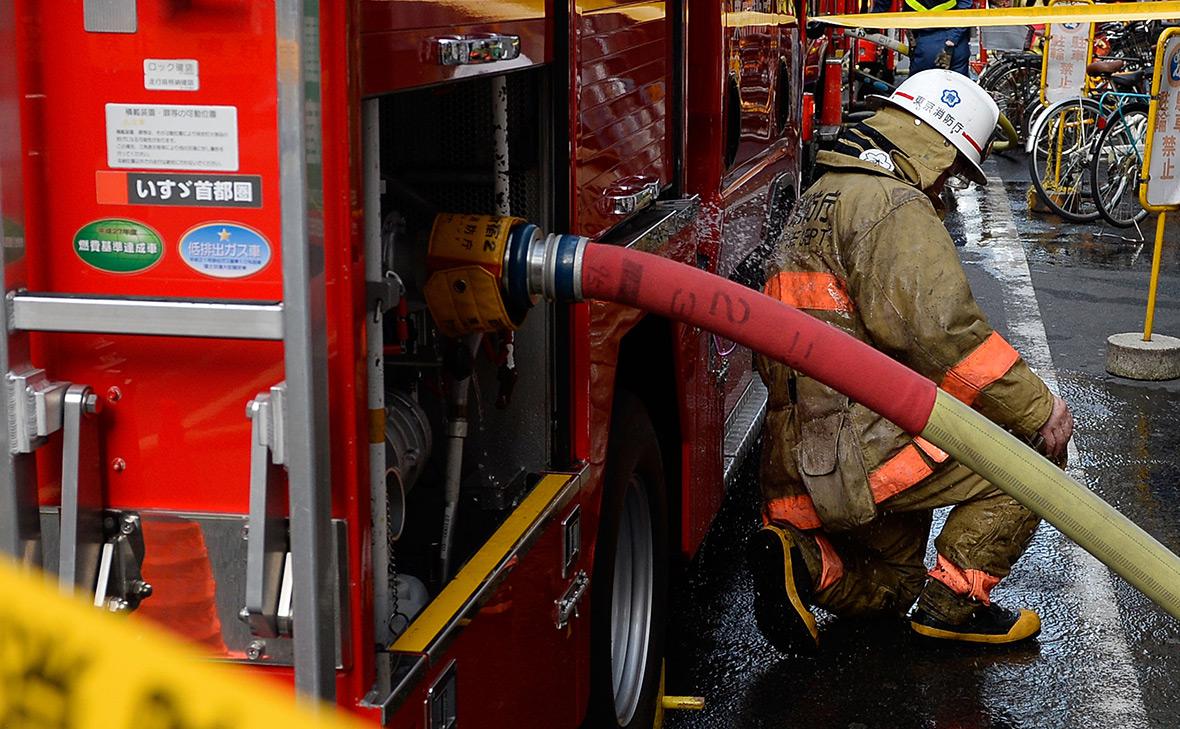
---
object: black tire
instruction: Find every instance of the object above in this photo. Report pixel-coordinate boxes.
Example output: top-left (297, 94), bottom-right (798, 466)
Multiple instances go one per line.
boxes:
top-left (586, 392), bottom-right (669, 729)
top-left (1028, 98), bottom-right (1102, 223)
top-left (1090, 103), bottom-right (1151, 229)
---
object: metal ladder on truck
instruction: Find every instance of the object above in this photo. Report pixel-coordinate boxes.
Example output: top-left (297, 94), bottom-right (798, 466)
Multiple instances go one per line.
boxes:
top-left (0, 0), bottom-right (340, 703)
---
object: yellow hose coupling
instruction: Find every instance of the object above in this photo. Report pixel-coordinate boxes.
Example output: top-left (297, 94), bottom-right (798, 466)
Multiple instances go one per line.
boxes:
top-left (423, 213), bottom-right (524, 338)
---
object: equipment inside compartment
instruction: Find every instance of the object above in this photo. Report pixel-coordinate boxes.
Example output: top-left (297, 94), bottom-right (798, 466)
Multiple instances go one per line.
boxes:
top-left (374, 68), bottom-right (554, 640)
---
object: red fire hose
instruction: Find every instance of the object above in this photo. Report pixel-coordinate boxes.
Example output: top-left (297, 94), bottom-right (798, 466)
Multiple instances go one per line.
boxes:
top-left (580, 243), bottom-right (937, 435)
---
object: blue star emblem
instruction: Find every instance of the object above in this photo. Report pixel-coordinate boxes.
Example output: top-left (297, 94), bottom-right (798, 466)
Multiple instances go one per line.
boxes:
top-left (941, 89), bottom-right (961, 107)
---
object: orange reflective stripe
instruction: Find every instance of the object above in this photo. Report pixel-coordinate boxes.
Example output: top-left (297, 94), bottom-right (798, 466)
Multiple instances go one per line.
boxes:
top-left (813, 533), bottom-right (845, 592)
top-left (928, 554), bottom-right (1001, 605)
top-left (766, 494), bottom-right (823, 530)
top-left (914, 436), bottom-right (949, 463)
top-left (940, 332), bottom-right (1021, 406)
top-left (764, 271), bottom-right (855, 315)
top-left (869, 444), bottom-right (934, 503)
top-left (771, 438), bottom-right (948, 528)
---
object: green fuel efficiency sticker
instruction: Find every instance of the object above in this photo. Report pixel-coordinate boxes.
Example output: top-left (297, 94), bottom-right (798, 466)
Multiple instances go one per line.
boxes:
top-left (73, 219), bottom-right (164, 273)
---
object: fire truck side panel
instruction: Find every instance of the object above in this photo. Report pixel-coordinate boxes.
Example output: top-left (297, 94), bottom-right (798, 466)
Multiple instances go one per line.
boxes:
top-left (572, 0), bottom-right (673, 239)
top-left (672, 319), bottom-right (725, 555)
top-left (13, 0), bottom-right (380, 703)
top-left (16, 3), bottom-right (288, 513)
top-left (675, 0), bottom-right (803, 554)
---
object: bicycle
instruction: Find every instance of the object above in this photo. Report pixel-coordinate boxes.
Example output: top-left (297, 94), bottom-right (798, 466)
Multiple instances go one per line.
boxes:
top-left (1027, 56), bottom-right (1150, 224)
top-left (979, 50), bottom-right (1043, 143)
top-left (1088, 66), bottom-right (1152, 228)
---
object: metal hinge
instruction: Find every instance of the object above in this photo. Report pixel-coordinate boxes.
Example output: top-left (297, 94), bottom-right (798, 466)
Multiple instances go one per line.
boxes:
top-left (554, 570), bottom-right (589, 630)
top-left (243, 383), bottom-right (291, 638)
top-left (6, 368), bottom-right (69, 454)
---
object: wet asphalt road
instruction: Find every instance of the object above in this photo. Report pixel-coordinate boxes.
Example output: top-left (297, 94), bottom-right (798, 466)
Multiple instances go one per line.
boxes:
top-left (664, 152), bottom-right (1180, 728)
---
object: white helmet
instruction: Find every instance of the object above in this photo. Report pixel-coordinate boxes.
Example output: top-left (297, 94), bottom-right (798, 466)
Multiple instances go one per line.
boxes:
top-left (878, 69), bottom-right (1000, 185)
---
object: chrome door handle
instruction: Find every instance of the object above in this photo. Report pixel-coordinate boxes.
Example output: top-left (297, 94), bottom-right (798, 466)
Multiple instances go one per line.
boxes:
top-left (555, 570), bottom-right (590, 629)
top-left (436, 34), bottom-right (521, 66)
top-left (602, 176), bottom-right (661, 215)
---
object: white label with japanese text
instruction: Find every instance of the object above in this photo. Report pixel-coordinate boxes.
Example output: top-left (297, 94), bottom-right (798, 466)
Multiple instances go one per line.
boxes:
top-left (144, 59), bottom-right (199, 91)
top-left (105, 104), bottom-right (238, 171)
top-left (1146, 35), bottom-right (1180, 209)
top-left (1043, 18), bottom-right (1091, 105)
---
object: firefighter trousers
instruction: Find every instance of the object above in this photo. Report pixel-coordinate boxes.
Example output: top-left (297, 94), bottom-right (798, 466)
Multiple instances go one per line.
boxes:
top-left (811, 461), bottom-right (1041, 621)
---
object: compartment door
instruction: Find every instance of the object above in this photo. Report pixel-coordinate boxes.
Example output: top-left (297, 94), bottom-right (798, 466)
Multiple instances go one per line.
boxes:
top-left (573, 0), bottom-right (673, 238)
top-left (385, 474), bottom-right (587, 729)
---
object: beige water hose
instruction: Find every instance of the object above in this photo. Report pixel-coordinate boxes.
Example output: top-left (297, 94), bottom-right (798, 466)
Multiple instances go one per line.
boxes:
top-left (923, 391), bottom-right (1180, 619)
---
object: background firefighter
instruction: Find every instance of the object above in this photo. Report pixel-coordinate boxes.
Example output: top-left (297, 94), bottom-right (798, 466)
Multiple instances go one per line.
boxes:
top-left (748, 70), bottom-right (1076, 649)
top-left (874, 0), bottom-right (974, 75)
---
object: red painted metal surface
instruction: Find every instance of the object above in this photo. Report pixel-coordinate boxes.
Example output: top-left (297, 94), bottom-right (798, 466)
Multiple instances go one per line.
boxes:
top-left (15, 0), bottom-right (376, 709)
top-left (675, 0), bottom-right (802, 555)
top-left (388, 492), bottom-right (586, 729)
top-left (17, 3), bottom-right (283, 515)
top-left (821, 56), bottom-right (843, 126)
top-left (571, 0), bottom-right (672, 239)
top-left (360, 20), bottom-right (549, 95)
top-left (802, 90), bottom-right (816, 140)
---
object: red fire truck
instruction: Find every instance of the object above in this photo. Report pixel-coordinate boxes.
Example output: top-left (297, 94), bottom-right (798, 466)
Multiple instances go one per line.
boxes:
top-left (0, 1), bottom-right (807, 726)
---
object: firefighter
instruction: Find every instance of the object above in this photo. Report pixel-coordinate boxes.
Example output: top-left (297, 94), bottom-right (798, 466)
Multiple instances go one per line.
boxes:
top-left (748, 69), bottom-right (1075, 649)
top-left (893, 0), bottom-right (974, 76)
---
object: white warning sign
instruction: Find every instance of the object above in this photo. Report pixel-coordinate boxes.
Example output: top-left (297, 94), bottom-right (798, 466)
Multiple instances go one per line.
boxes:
top-left (105, 103), bottom-right (238, 172)
top-left (1042, 15), bottom-right (1092, 105)
top-left (1143, 31), bottom-right (1180, 210)
top-left (143, 59), bottom-right (200, 91)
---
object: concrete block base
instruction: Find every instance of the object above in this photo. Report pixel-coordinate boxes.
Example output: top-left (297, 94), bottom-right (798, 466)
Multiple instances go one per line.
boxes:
top-left (1105, 332), bottom-right (1180, 380)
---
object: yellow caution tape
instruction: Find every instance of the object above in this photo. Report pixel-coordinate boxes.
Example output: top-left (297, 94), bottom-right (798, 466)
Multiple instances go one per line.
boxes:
top-left (819, 1), bottom-right (1180, 29)
top-left (0, 559), bottom-right (366, 729)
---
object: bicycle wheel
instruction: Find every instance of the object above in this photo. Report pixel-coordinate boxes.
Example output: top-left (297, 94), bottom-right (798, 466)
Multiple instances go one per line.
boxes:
top-left (1028, 98), bottom-right (1102, 223)
top-left (979, 54), bottom-right (1041, 144)
top-left (1091, 103), bottom-right (1151, 228)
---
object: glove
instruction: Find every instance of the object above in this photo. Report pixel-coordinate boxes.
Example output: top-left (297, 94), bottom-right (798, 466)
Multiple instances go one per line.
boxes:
top-left (934, 40), bottom-right (954, 69)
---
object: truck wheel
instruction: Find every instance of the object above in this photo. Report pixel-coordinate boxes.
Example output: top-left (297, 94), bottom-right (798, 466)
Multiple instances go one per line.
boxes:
top-left (587, 393), bottom-right (669, 729)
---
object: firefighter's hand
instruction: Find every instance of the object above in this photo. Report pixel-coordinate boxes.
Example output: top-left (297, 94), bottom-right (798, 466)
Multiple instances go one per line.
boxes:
top-left (1037, 396), bottom-right (1074, 461)
top-left (934, 42), bottom-right (954, 69)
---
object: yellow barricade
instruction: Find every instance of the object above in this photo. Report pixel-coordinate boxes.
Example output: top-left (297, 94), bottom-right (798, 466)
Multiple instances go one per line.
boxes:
top-left (0, 559), bottom-right (366, 729)
top-left (819, 1), bottom-right (1180, 29)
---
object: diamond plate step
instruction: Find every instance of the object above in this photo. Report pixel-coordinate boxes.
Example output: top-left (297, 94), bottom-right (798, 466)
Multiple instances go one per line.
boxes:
top-left (722, 378), bottom-right (768, 486)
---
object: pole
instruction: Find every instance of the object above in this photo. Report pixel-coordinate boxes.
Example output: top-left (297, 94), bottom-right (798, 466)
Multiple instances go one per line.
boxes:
top-left (1143, 211), bottom-right (1167, 342)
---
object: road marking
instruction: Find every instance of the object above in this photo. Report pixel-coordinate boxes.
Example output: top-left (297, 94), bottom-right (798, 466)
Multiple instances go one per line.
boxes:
top-left (958, 178), bottom-right (1149, 729)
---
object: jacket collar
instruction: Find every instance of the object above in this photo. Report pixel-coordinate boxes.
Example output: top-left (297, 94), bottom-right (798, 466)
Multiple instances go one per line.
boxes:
top-left (817, 107), bottom-right (958, 192)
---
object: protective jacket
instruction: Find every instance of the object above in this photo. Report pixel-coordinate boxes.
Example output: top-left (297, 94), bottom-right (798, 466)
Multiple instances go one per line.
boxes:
top-left (758, 108), bottom-right (1054, 534)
